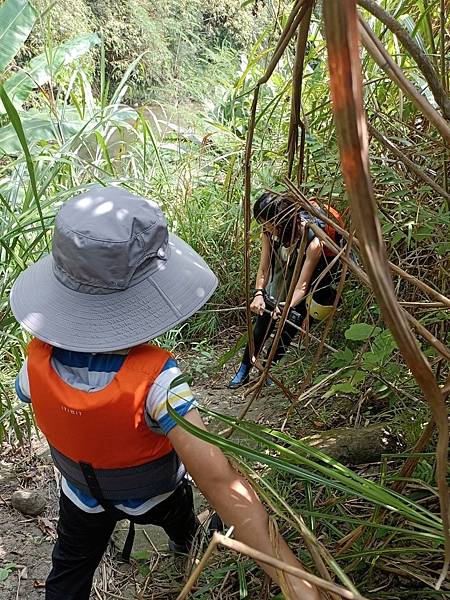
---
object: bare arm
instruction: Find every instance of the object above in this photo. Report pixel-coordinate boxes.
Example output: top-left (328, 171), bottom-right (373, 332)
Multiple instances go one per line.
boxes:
top-left (168, 410), bottom-right (322, 600)
top-left (289, 237), bottom-right (322, 309)
top-left (251, 234), bottom-right (271, 316)
top-left (255, 233), bottom-right (271, 290)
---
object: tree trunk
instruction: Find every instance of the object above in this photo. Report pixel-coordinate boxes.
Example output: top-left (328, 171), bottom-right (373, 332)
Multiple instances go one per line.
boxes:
top-left (302, 424), bottom-right (404, 464)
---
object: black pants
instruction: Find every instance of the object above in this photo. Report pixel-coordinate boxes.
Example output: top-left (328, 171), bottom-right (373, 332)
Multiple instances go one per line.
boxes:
top-left (46, 482), bottom-right (197, 600)
top-left (242, 263), bottom-right (337, 367)
top-left (242, 308), bottom-right (300, 366)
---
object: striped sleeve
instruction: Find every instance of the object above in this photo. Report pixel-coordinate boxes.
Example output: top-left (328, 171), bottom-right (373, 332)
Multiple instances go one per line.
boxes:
top-left (145, 358), bottom-right (196, 434)
top-left (15, 359), bottom-right (31, 403)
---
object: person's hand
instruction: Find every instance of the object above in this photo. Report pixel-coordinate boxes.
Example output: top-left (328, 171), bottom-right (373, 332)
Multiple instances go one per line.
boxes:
top-left (271, 302), bottom-right (285, 320)
top-left (250, 294), bottom-right (265, 316)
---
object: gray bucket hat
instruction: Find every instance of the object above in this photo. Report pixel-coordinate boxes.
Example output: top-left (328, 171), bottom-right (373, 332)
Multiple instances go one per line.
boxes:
top-left (10, 186), bottom-right (218, 352)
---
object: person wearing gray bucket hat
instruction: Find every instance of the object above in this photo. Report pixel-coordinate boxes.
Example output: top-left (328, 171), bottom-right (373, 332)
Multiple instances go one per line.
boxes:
top-left (11, 186), bottom-right (321, 600)
top-left (10, 186), bottom-right (218, 352)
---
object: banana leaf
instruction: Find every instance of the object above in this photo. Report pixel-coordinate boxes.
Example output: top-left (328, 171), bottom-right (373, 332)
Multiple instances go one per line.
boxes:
top-left (0, 0), bottom-right (36, 71)
top-left (1, 33), bottom-right (100, 112)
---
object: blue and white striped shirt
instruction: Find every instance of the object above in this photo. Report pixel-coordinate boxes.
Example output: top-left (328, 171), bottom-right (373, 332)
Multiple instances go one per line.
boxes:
top-left (16, 346), bottom-right (196, 515)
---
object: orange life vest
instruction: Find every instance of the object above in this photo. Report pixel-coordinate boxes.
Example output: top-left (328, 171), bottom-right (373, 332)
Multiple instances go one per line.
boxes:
top-left (28, 339), bottom-right (174, 479)
top-left (310, 200), bottom-right (345, 256)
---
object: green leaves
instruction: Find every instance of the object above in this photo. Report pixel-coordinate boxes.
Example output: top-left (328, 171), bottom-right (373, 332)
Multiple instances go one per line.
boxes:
top-left (0, 0), bottom-right (36, 71)
top-left (0, 86), bottom-right (40, 218)
top-left (0, 563), bottom-right (18, 582)
top-left (330, 346), bottom-right (354, 368)
top-left (216, 333), bottom-right (248, 368)
top-left (167, 401), bottom-right (444, 537)
top-left (0, 103), bottom-right (139, 156)
top-left (322, 381), bottom-right (358, 398)
top-left (0, 108), bottom-right (87, 155)
top-left (131, 549), bottom-right (151, 561)
top-left (362, 329), bottom-right (398, 370)
top-left (328, 328), bottom-right (398, 399)
top-left (236, 561), bottom-right (248, 599)
top-left (345, 323), bottom-right (381, 341)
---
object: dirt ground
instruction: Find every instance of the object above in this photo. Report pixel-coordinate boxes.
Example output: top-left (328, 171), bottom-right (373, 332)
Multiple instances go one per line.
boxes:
top-left (0, 349), bottom-right (290, 600)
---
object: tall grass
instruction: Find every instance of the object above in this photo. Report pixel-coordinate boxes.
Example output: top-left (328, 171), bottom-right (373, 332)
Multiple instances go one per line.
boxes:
top-left (168, 401), bottom-right (449, 596)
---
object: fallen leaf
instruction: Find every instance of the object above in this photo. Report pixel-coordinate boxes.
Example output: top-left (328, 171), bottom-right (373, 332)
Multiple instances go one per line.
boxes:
top-left (38, 516), bottom-right (57, 539)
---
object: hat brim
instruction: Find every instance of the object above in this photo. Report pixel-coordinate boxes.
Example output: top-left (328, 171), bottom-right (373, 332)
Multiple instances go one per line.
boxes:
top-left (10, 234), bottom-right (218, 352)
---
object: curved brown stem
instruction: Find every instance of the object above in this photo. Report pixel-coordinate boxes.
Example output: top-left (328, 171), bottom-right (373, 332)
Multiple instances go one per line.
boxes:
top-left (287, 1), bottom-right (314, 180)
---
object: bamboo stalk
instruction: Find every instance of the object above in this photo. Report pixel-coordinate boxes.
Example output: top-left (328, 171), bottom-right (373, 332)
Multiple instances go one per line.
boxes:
top-left (283, 178), bottom-right (450, 308)
top-left (229, 227), bottom-right (310, 430)
top-left (336, 419), bottom-right (436, 555)
top-left (440, 0), bottom-right (447, 93)
top-left (176, 534), bottom-right (221, 600)
top-left (178, 531), bottom-right (370, 600)
top-left (251, 471), bottom-right (347, 600)
top-left (259, 309), bottom-right (337, 352)
top-left (398, 302), bottom-right (449, 308)
top-left (252, 225), bottom-right (310, 395)
top-left (287, 2), bottom-right (313, 180)
top-left (215, 534), bottom-right (370, 600)
top-left (259, 0), bottom-right (313, 86)
top-left (282, 185), bottom-right (450, 362)
top-left (307, 220), bottom-right (450, 363)
top-left (240, 0), bottom-right (313, 429)
top-left (367, 122), bottom-right (450, 205)
top-left (423, 0), bottom-right (438, 59)
top-left (243, 87), bottom-right (260, 366)
top-left (248, 361), bottom-right (299, 403)
top-left (440, 0), bottom-right (449, 196)
top-left (293, 240), bottom-right (351, 410)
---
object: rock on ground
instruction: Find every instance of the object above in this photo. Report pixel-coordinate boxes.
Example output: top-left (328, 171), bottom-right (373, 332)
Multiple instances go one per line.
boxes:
top-left (11, 489), bottom-right (47, 516)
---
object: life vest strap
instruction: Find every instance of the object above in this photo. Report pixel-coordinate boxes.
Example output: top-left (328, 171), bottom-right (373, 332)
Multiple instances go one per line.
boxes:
top-left (79, 461), bottom-right (135, 562)
top-left (121, 522), bottom-right (136, 563)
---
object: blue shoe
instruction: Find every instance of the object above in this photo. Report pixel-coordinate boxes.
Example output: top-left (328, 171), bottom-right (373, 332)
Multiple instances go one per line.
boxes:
top-left (228, 364), bottom-right (251, 388)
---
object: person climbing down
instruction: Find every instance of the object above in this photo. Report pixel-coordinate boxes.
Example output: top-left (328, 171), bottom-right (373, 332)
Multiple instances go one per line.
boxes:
top-left (10, 187), bottom-right (322, 600)
top-left (229, 191), bottom-right (343, 389)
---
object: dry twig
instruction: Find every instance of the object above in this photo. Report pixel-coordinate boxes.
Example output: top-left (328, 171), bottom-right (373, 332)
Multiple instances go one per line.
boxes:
top-left (177, 532), bottom-right (371, 600)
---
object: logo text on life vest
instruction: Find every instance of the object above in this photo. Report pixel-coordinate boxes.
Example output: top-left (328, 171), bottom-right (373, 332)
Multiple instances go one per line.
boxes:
top-left (61, 405), bottom-right (82, 416)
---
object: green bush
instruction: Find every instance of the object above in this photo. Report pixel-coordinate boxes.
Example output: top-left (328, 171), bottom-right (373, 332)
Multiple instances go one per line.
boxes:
top-left (14, 0), bottom-right (96, 64)
top-left (200, 0), bottom-right (256, 50)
